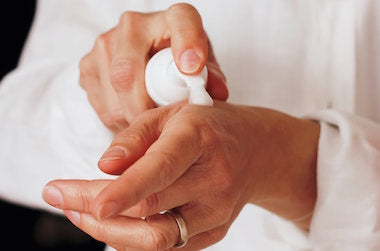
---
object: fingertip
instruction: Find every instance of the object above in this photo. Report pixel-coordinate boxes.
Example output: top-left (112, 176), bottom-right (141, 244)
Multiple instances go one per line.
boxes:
top-left (98, 145), bottom-right (129, 175)
top-left (95, 201), bottom-right (121, 221)
top-left (100, 146), bottom-right (128, 161)
top-left (178, 49), bottom-right (205, 74)
top-left (98, 159), bottom-right (128, 175)
top-left (211, 83), bottom-right (229, 101)
top-left (206, 71), bottom-right (229, 101)
top-left (42, 185), bottom-right (63, 208)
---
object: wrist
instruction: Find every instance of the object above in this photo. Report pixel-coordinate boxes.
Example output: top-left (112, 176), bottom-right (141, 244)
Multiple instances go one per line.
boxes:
top-left (243, 107), bottom-right (320, 230)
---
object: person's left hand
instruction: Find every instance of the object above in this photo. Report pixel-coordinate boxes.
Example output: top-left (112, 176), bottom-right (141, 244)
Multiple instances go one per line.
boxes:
top-left (78, 3), bottom-right (228, 133)
top-left (43, 101), bottom-right (319, 250)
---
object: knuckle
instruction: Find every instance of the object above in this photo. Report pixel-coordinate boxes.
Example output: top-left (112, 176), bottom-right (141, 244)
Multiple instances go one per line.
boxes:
top-left (79, 74), bottom-right (88, 90)
top-left (209, 226), bottom-right (228, 243)
top-left (134, 193), bottom-right (160, 217)
top-left (146, 228), bottom-right (168, 250)
top-left (122, 125), bottom-right (148, 146)
top-left (109, 110), bottom-right (127, 125)
top-left (214, 172), bottom-right (234, 194)
top-left (203, 204), bottom-right (232, 228)
top-left (78, 187), bottom-right (92, 212)
top-left (119, 11), bottom-right (141, 28)
top-left (100, 113), bottom-right (116, 130)
top-left (143, 193), bottom-right (160, 215)
top-left (187, 121), bottom-right (203, 142)
top-left (94, 33), bottom-right (108, 50)
top-left (78, 55), bottom-right (92, 75)
top-left (215, 206), bottom-right (234, 226)
top-left (110, 58), bottom-right (135, 92)
top-left (208, 160), bottom-right (234, 194)
top-left (78, 56), bottom-right (94, 89)
top-left (168, 3), bottom-right (197, 14)
top-left (100, 112), bottom-right (127, 132)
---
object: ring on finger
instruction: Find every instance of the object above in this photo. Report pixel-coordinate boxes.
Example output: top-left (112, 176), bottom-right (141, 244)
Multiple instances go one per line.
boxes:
top-left (165, 209), bottom-right (188, 248)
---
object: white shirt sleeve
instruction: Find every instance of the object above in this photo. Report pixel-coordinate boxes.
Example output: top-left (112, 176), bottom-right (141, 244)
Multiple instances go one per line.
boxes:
top-left (307, 110), bottom-right (380, 250)
top-left (0, 0), bottom-right (117, 213)
top-left (1, 1), bottom-right (380, 249)
top-left (0, 58), bottom-right (115, 213)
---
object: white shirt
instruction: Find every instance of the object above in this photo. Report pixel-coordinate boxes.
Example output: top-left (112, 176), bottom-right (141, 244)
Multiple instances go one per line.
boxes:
top-left (0, 0), bottom-right (379, 250)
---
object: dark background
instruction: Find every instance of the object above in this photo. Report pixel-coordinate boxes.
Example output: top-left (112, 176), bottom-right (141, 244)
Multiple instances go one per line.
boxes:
top-left (1, 2), bottom-right (105, 250)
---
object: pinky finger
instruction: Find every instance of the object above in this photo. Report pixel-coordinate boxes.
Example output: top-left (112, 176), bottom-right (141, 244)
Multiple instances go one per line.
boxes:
top-left (178, 224), bottom-right (229, 251)
top-left (63, 210), bottom-right (146, 250)
top-left (63, 210), bottom-right (180, 250)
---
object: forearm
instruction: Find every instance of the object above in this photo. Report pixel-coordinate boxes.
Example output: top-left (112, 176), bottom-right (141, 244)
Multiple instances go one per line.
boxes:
top-left (238, 106), bottom-right (320, 230)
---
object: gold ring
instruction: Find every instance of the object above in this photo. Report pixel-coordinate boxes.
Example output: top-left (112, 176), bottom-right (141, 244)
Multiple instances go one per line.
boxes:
top-left (165, 209), bottom-right (188, 248)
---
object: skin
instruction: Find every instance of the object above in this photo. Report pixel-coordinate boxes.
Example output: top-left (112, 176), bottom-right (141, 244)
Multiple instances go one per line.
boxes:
top-left (42, 3), bottom-right (320, 250)
top-left (78, 3), bottom-right (228, 133)
top-left (43, 101), bottom-right (320, 250)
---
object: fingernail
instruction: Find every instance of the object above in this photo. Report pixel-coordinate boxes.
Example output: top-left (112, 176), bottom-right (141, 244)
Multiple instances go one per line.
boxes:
top-left (65, 210), bottom-right (81, 225)
top-left (100, 146), bottom-right (127, 161)
top-left (97, 201), bottom-right (120, 220)
top-left (180, 50), bottom-right (201, 74)
top-left (42, 185), bottom-right (63, 207)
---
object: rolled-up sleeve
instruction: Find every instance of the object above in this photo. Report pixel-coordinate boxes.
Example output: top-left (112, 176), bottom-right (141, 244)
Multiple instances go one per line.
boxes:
top-left (307, 109), bottom-right (380, 250)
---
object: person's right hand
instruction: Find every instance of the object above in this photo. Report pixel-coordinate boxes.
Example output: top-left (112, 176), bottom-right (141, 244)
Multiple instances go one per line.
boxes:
top-left (79, 3), bottom-right (229, 133)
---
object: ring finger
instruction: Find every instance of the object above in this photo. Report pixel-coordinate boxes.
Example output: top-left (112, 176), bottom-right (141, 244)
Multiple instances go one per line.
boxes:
top-left (64, 202), bottom-right (227, 250)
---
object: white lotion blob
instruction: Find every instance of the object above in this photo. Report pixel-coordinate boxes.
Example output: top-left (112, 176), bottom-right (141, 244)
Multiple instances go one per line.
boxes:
top-left (145, 48), bottom-right (213, 107)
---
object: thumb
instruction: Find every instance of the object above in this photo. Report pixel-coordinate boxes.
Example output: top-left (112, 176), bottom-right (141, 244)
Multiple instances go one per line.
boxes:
top-left (165, 3), bottom-right (208, 75)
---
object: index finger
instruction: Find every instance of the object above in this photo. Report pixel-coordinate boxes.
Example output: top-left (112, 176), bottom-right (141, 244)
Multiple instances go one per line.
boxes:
top-left (93, 121), bottom-right (202, 220)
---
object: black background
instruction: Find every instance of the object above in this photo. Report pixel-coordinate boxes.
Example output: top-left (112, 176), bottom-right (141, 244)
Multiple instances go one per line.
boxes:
top-left (1, 2), bottom-right (105, 250)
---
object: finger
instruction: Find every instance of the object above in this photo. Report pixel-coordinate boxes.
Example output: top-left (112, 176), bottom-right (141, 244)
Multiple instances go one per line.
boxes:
top-left (206, 64), bottom-right (229, 101)
top-left (180, 224), bottom-right (229, 251)
top-left (165, 3), bottom-right (208, 75)
top-left (122, 168), bottom-right (206, 218)
top-left (42, 174), bottom-right (198, 220)
top-left (182, 199), bottom-right (246, 251)
top-left (80, 34), bottom-right (128, 133)
top-left (178, 202), bottom-right (243, 251)
top-left (95, 31), bottom-right (130, 132)
top-left (110, 12), bottom-right (156, 122)
top-left (42, 169), bottom-right (203, 219)
top-left (205, 40), bottom-right (228, 101)
top-left (63, 210), bottom-right (181, 250)
top-left (93, 120), bottom-right (202, 220)
top-left (97, 107), bottom-right (169, 175)
top-left (43, 164), bottom-right (205, 218)
top-left (64, 206), bottom-right (227, 251)
top-left (79, 54), bottom-right (122, 132)
top-left (42, 180), bottom-right (111, 212)
top-left (62, 194), bottom-right (240, 250)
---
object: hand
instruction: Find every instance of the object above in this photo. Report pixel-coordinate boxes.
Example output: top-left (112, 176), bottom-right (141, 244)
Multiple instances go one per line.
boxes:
top-left (43, 101), bottom-right (320, 250)
top-left (79, 3), bottom-right (228, 133)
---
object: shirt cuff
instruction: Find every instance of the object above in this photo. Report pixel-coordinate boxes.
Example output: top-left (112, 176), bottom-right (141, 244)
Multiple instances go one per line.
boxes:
top-left (306, 109), bottom-right (380, 249)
